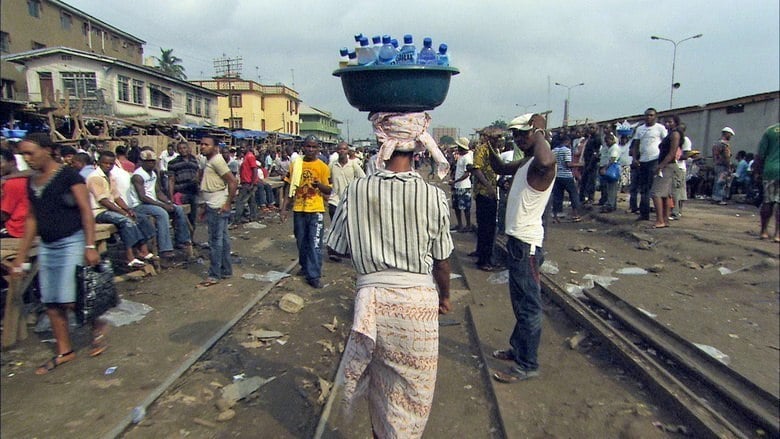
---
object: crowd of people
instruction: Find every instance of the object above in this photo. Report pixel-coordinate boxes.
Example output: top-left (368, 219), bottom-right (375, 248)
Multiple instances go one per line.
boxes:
top-left (0, 113), bottom-right (777, 438)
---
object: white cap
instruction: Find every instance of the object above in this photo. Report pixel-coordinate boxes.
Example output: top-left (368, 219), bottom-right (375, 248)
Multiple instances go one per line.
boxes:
top-left (722, 127), bottom-right (735, 136)
top-left (508, 113), bottom-right (535, 131)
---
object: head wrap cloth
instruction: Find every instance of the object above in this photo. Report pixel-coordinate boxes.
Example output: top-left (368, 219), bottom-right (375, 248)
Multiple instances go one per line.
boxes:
top-left (370, 112), bottom-right (450, 179)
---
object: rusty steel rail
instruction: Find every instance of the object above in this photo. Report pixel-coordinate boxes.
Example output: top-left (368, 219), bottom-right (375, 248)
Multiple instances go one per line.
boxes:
top-left (539, 273), bottom-right (753, 439)
top-left (583, 283), bottom-right (779, 438)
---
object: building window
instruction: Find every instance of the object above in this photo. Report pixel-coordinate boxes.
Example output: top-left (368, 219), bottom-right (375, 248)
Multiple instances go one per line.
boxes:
top-left (149, 84), bottom-right (172, 110)
top-left (117, 75), bottom-right (130, 102)
top-left (131, 80), bottom-right (144, 104)
top-left (62, 72), bottom-right (97, 99)
top-left (61, 13), bottom-right (72, 30)
top-left (1, 79), bottom-right (14, 100)
top-left (27, 0), bottom-right (41, 18)
top-left (229, 118), bottom-right (243, 129)
top-left (204, 99), bottom-right (211, 118)
top-left (260, 97), bottom-right (265, 111)
top-left (32, 41), bottom-right (46, 50)
top-left (82, 22), bottom-right (89, 36)
top-left (261, 119), bottom-right (266, 131)
top-left (229, 93), bottom-right (242, 108)
top-left (111, 35), bottom-right (119, 51)
top-left (186, 93), bottom-right (194, 114)
top-left (194, 96), bottom-right (203, 116)
top-left (0, 32), bottom-right (9, 53)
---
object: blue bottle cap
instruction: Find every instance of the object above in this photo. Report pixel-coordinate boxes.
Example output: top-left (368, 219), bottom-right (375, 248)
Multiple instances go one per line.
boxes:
top-left (340, 47), bottom-right (349, 56)
top-left (348, 51), bottom-right (356, 59)
top-left (438, 43), bottom-right (447, 53)
top-left (360, 37), bottom-right (370, 46)
top-left (372, 35), bottom-right (381, 44)
top-left (382, 35), bottom-right (391, 44)
top-left (404, 34), bottom-right (413, 44)
top-left (391, 38), bottom-right (399, 48)
top-left (423, 37), bottom-right (432, 47)
top-left (354, 33), bottom-right (363, 42)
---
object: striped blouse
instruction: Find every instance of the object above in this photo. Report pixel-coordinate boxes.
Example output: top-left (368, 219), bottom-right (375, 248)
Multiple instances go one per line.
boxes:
top-left (326, 170), bottom-right (453, 275)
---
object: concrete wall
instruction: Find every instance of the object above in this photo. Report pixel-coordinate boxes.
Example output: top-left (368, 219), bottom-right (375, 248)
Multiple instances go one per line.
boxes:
top-left (1, 0), bottom-right (144, 100)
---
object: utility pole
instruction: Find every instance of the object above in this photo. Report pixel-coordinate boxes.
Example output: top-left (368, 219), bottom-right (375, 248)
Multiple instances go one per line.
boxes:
top-left (214, 54), bottom-right (243, 128)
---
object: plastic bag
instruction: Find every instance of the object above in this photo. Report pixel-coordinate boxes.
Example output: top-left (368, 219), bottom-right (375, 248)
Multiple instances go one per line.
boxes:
top-left (75, 260), bottom-right (119, 325)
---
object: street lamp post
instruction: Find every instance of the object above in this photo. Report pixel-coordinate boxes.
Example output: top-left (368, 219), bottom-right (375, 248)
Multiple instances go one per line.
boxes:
top-left (651, 33), bottom-right (703, 109)
top-left (554, 82), bottom-right (584, 127)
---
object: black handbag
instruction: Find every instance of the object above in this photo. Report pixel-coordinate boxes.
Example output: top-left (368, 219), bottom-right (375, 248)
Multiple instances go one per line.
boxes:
top-left (76, 260), bottom-right (120, 325)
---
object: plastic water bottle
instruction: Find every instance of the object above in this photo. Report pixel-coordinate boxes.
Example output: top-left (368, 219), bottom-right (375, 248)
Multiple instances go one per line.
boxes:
top-left (353, 33), bottom-right (363, 50)
top-left (371, 35), bottom-right (382, 57)
top-left (357, 37), bottom-right (376, 66)
top-left (377, 35), bottom-right (398, 65)
top-left (338, 47), bottom-right (349, 68)
top-left (417, 37), bottom-right (436, 65)
top-left (397, 34), bottom-right (416, 64)
top-left (131, 406), bottom-right (146, 424)
top-left (436, 43), bottom-right (449, 66)
top-left (347, 50), bottom-right (357, 66)
top-left (391, 38), bottom-right (399, 49)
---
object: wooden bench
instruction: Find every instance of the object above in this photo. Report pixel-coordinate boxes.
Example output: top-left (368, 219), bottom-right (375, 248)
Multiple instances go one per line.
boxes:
top-left (1, 223), bottom-right (116, 349)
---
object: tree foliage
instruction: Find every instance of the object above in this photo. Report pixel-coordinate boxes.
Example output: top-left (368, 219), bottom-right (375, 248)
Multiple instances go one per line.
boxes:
top-left (154, 48), bottom-right (187, 80)
top-left (489, 120), bottom-right (508, 130)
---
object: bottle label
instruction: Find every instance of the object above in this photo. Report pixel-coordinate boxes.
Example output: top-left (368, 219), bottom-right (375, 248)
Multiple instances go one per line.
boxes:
top-left (397, 50), bottom-right (415, 63)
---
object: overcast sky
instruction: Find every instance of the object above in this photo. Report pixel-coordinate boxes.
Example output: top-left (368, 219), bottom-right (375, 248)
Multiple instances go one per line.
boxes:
top-left (68, 0), bottom-right (779, 139)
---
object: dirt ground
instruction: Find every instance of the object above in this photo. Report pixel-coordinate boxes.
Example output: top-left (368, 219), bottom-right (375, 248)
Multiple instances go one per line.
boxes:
top-left (1, 182), bottom-right (778, 439)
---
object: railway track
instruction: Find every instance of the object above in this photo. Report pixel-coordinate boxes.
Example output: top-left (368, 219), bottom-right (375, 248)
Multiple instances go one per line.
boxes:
top-left (540, 273), bottom-right (779, 439)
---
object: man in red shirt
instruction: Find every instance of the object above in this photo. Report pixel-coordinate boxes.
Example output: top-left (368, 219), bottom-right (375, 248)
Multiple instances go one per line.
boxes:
top-left (0, 148), bottom-right (29, 238)
top-left (232, 145), bottom-right (259, 226)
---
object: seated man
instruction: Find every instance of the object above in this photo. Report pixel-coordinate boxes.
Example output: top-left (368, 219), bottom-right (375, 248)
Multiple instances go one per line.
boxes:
top-left (127, 149), bottom-right (192, 259)
top-left (86, 151), bottom-right (155, 268)
top-left (0, 148), bottom-right (29, 238)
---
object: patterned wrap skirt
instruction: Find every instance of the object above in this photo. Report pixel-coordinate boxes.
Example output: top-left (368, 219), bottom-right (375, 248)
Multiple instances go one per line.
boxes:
top-left (341, 283), bottom-right (439, 438)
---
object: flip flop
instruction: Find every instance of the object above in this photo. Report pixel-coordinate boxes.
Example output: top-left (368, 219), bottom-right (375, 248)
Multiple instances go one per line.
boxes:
top-left (142, 253), bottom-right (157, 261)
top-left (90, 333), bottom-right (108, 357)
top-left (650, 224), bottom-right (669, 229)
top-left (35, 350), bottom-right (75, 375)
top-left (571, 216), bottom-right (582, 222)
top-left (492, 367), bottom-right (539, 383)
top-left (196, 279), bottom-right (220, 289)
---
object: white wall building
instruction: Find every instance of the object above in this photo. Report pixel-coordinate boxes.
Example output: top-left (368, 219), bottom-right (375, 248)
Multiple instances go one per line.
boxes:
top-left (3, 47), bottom-right (220, 126)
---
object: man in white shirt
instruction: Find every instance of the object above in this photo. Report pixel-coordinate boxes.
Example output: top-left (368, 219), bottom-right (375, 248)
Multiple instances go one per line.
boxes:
top-left (450, 137), bottom-right (474, 232)
top-left (630, 108), bottom-right (668, 221)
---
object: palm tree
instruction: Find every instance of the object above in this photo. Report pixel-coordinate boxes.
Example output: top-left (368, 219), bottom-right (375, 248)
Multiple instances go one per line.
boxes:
top-left (154, 48), bottom-right (187, 80)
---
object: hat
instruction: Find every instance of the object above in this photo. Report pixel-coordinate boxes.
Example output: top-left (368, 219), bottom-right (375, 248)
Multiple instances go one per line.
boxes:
top-left (722, 127), bottom-right (735, 136)
top-left (507, 113), bottom-right (535, 131)
top-left (455, 136), bottom-right (470, 150)
top-left (689, 150), bottom-right (701, 156)
top-left (139, 150), bottom-right (156, 161)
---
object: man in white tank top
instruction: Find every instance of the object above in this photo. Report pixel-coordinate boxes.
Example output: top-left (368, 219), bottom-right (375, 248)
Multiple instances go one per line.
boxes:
top-left (486, 113), bottom-right (556, 383)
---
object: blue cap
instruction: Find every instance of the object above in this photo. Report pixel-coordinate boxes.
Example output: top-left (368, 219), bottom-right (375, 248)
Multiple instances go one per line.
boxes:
top-left (423, 37), bottom-right (432, 47)
top-left (382, 35), bottom-right (391, 44)
top-left (354, 33), bottom-right (363, 42)
top-left (340, 47), bottom-right (349, 56)
top-left (348, 51), bottom-right (356, 59)
top-left (403, 34), bottom-right (413, 44)
top-left (438, 43), bottom-right (447, 54)
top-left (360, 37), bottom-right (370, 46)
top-left (391, 38), bottom-right (399, 48)
top-left (372, 35), bottom-right (381, 44)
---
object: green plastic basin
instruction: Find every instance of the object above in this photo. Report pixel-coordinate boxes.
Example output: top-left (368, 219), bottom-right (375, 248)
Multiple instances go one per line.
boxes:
top-left (333, 65), bottom-right (460, 112)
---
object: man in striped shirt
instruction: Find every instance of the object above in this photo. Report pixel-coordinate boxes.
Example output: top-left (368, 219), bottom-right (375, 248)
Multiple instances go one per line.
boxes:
top-left (326, 112), bottom-right (452, 438)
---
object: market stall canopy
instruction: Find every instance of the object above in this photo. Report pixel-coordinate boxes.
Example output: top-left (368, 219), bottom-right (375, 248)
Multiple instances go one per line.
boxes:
top-left (231, 130), bottom-right (269, 139)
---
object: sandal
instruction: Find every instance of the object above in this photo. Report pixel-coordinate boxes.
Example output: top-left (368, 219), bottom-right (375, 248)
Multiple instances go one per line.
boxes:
top-left (571, 216), bottom-right (582, 222)
top-left (196, 278), bottom-right (220, 289)
top-left (478, 264), bottom-right (495, 272)
top-left (127, 259), bottom-right (146, 269)
top-left (492, 366), bottom-right (539, 383)
top-left (491, 349), bottom-right (514, 362)
top-left (35, 350), bottom-right (75, 375)
top-left (90, 332), bottom-right (108, 357)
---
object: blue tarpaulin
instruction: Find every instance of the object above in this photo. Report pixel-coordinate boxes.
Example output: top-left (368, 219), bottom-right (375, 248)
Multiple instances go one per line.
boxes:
top-left (231, 130), bottom-right (269, 139)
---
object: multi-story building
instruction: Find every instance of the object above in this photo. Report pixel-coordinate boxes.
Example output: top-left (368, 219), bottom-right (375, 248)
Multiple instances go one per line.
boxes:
top-left (432, 126), bottom-right (459, 144)
top-left (1, 0), bottom-right (145, 103)
top-left (190, 78), bottom-right (300, 135)
top-left (299, 104), bottom-right (341, 144)
top-left (3, 47), bottom-right (220, 126)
